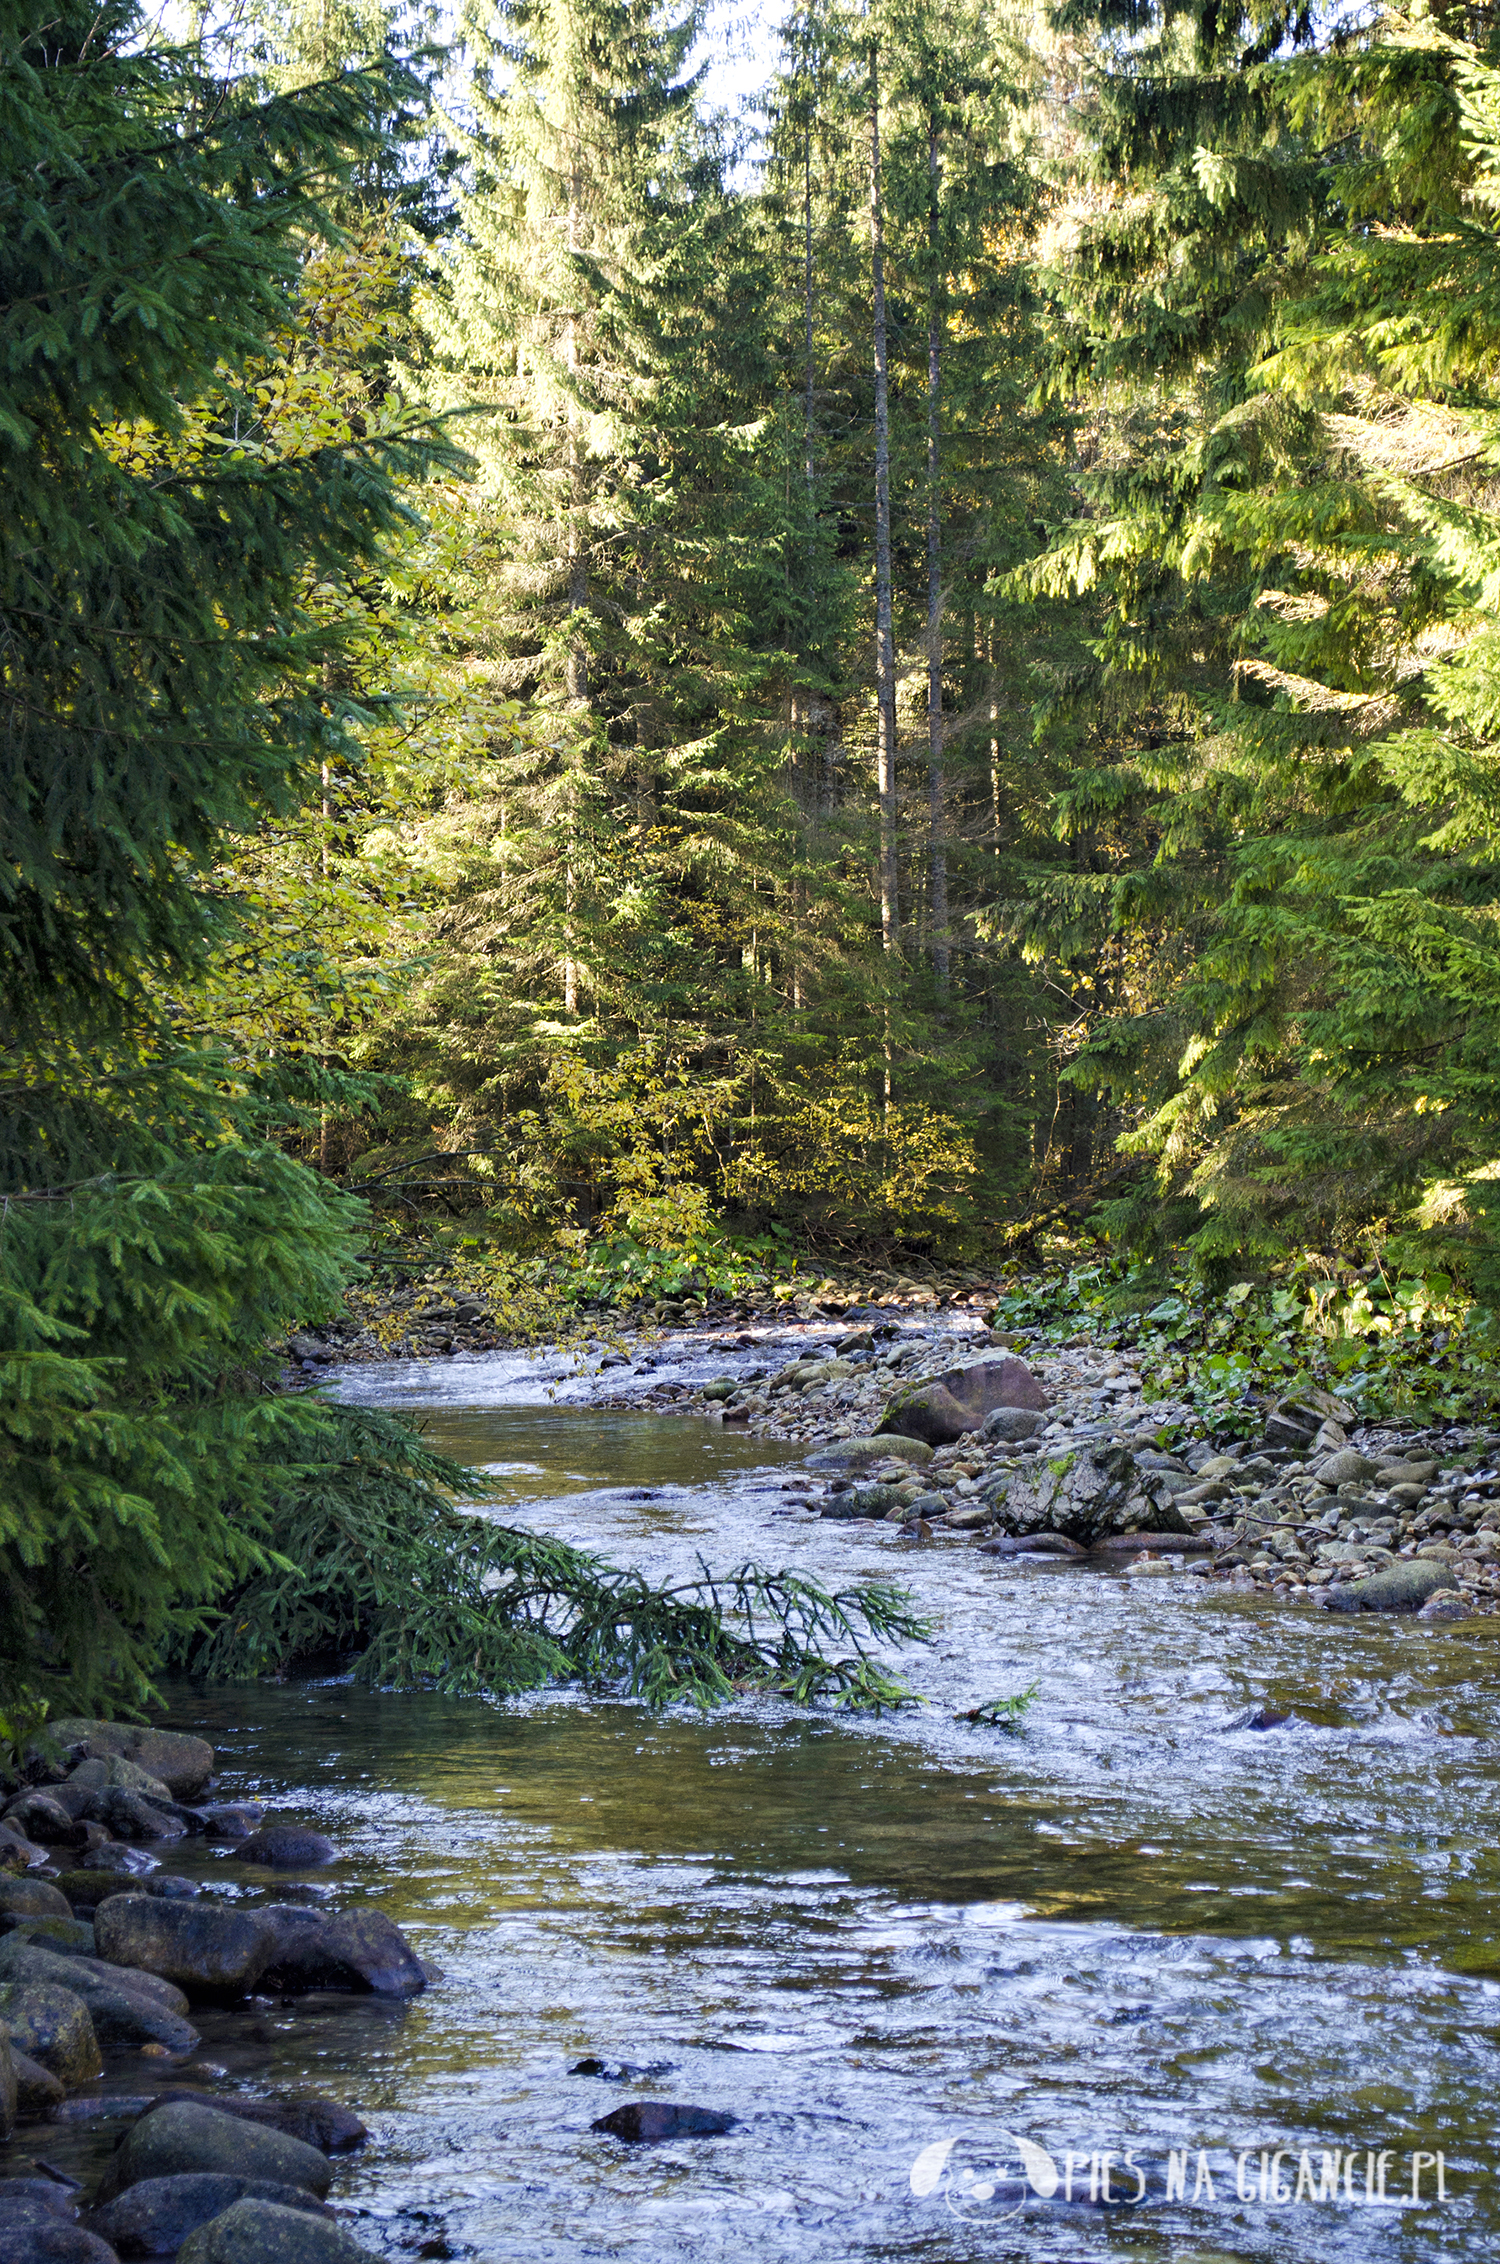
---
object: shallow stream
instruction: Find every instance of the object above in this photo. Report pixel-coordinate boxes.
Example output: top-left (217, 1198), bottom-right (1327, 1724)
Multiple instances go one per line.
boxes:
top-left (18, 1335), bottom-right (1500, 2261)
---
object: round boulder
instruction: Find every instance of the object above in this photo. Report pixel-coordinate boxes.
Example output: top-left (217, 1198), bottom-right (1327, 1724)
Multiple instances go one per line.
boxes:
top-left (236, 1826), bottom-right (336, 1870)
top-left (177, 2198), bottom-right (378, 2263)
top-left (87, 2173), bottom-right (334, 2258)
top-left (1, 1794), bottom-right (85, 1849)
top-left (94, 1898), bottom-right (275, 2000)
top-left (0, 1877), bottom-right (71, 1925)
top-left (95, 2101), bottom-right (333, 2204)
top-left (0, 1979), bottom-right (104, 2085)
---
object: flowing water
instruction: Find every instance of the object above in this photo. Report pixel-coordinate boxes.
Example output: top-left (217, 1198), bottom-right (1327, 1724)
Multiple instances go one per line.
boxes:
top-left (16, 1334), bottom-right (1500, 2262)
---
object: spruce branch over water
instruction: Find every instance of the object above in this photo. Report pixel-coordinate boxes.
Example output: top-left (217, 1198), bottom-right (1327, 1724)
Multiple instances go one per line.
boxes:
top-left (191, 1407), bottom-right (931, 1709)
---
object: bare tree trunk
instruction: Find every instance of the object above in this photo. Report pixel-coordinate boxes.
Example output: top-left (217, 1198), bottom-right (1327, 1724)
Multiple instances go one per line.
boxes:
top-left (564, 161), bottom-right (585, 1015)
top-left (803, 120), bottom-right (816, 512)
top-left (869, 41), bottom-right (899, 956)
top-left (925, 118), bottom-right (949, 993)
top-left (988, 623), bottom-right (1001, 868)
top-left (320, 657), bottom-right (333, 1170)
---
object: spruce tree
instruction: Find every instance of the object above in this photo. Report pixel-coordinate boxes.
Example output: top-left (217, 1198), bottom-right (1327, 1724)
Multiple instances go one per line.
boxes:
top-left (1018, 0), bottom-right (1500, 1281)
top-left (0, 0), bottom-right (453, 1720)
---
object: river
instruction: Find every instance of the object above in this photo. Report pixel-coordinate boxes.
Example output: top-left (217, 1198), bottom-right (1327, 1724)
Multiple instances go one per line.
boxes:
top-left (18, 1331), bottom-right (1500, 2261)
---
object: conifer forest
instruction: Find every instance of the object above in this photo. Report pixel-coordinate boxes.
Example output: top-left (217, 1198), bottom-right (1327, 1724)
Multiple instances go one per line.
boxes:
top-left (10, 0), bottom-right (1500, 1713)
top-left (13, 4), bottom-right (1500, 2252)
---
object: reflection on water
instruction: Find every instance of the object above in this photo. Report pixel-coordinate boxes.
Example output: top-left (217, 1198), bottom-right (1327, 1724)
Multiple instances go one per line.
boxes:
top-left (16, 1360), bottom-right (1500, 2263)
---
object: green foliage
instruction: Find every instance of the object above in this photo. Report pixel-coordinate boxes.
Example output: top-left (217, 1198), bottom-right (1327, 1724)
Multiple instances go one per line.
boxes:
top-left (0, 1), bottom-right (440, 1025)
top-left (957, 1683), bottom-right (1038, 1729)
top-left (192, 1407), bottom-right (932, 1709)
top-left (990, 1249), bottom-right (1500, 1428)
top-left (0, 1148), bottom-right (361, 1720)
top-left (0, 1), bottom-right (456, 1720)
top-left (1014, 0), bottom-right (1500, 1289)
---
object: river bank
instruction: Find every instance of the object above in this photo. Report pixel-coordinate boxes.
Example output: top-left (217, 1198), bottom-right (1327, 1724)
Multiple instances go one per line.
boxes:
top-left (297, 1286), bottom-right (1500, 1617)
top-left (6, 1331), bottom-right (1500, 2260)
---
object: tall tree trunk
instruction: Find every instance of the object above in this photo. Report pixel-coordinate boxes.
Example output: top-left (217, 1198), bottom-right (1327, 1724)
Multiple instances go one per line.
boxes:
top-left (925, 117), bottom-right (949, 993)
top-left (869, 40), bottom-right (899, 956)
top-left (987, 623), bottom-right (1001, 868)
top-left (803, 119), bottom-right (816, 513)
top-left (564, 159), bottom-right (585, 1014)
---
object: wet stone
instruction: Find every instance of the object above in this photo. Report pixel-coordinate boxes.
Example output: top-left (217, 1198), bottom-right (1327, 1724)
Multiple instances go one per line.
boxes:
top-left (81, 1789), bottom-right (187, 1844)
top-left (237, 1826), bottom-right (336, 1870)
top-left (1321, 1561), bottom-right (1458, 1614)
top-left (95, 2100), bottom-right (334, 2203)
top-left (591, 2100), bottom-right (736, 2140)
top-left (95, 1898), bottom-right (276, 2000)
top-left (13, 2044), bottom-right (65, 2114)
top-left (199, 1806), bottom-right (264, 1843)
top-left (0, 1939), bottom-right (198, 2057)
top-left (0, 1978), bottom-right (104, 2085)
top-left (42, 1725), bottom-right (215, 1804)
top-left (142, 2090), bottom-right (369, 2156)
top-left (257, 1905), bottom-right (425, 1997)
top-left (176, 2196), bottom-right (378, 2264)
top-left (86, 2172), bottom-right (335, 2258)
top-left (1, 1794), bottom-right (86, 1849)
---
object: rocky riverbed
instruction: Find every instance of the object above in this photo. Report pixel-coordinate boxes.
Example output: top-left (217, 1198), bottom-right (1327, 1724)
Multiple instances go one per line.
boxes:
top-left (12, 1331), bottom-right (1500, 2264)
top-left (596, 1314), bottom-right (1500, 1620)
top-left (0, 1720), bottom-right (420, 2261)
top-left (295, 1271), bottom-right (1500, 1620)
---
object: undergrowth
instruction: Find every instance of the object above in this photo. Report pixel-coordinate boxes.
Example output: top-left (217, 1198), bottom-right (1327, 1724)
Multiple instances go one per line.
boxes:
top-left (993, 1258), bottom-right (1500, 1435)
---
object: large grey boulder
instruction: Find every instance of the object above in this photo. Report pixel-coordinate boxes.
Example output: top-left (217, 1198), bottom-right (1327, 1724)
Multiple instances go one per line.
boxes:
top-left (0, 2030), bottom-right (13, 2137)
top-left (42, 1723), bottom-right (214, 1802)
top-left (177, 2198), bottom-right (378, 2264)
top-left (805, 1434), bottom-right (933, 1470)
top-left (94, 1898), bottom-right (274, 2000)
top-left (1, 1793), bottom-right (87, 1849)
top-left (878, 1356), bottom-right (1048, 1448)
top-left (87, 2173), bottom-right (335, 2257)
top-left (237, 1825), bottom-right (336, 1869)
top-left (0, 1978), bottom-right (104, 2084)
top-left (257, 1907), bottom-right (425, 1999)
top-left (81, 1788), bottom-right (188, 1843)
top-left (143, 2090), bottom-right (368, 2155)
top-left (981, 1444), bottom-right (1193, 1549)
top-left (1321, 1562), bottom-right (1458, 1614)
top-left (95, 2101), bottom-right (333, 2203)
top-left (12, 2047), bottom-right (64, 2115)
top-left (0, 1938), bottom-right (197, 2055)
top-left (0, 1876), bottom-right (71, 1925)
